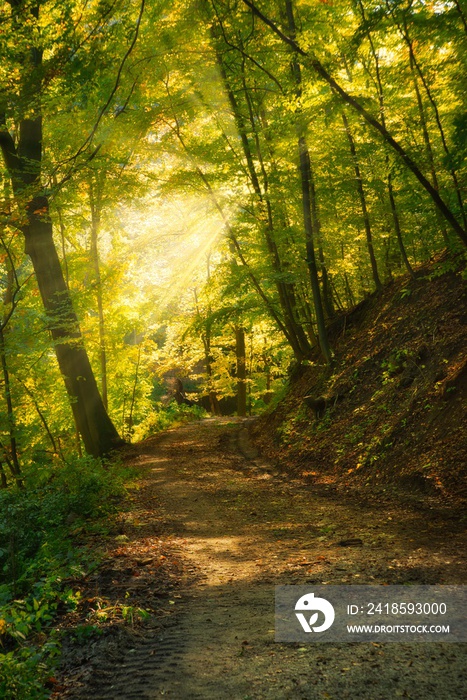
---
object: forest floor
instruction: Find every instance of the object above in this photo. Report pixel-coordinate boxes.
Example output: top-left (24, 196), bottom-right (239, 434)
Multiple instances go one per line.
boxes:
top-left (252, 263), bottom-right (467, 503)
top-left (55, 418), bottom-right (466, 700)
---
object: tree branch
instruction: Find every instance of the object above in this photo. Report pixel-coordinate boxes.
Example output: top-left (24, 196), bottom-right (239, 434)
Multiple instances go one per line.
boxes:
top-left (52, 0), bottom-right (146, 185)
top-left (240, 0), bottom-right (467, 244)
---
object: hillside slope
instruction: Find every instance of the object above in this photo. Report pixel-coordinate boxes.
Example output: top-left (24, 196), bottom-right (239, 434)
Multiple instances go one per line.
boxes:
top-left (253, 257), bottom-right (466, 504)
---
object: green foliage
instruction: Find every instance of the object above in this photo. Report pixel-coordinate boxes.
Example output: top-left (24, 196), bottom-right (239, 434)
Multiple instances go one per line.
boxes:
top-left (132, 402), bottom-right (206, 442)
top-left (71, 623), bottom-right (103, 645)
top-left (0, 455), bottom-right (132, 697)
top-left (0, 455), bottom-right (129, 589)
top-left (0, 644), bottom-right (58, 700)
top-left (381, 349), bottom-right (408, 383)
top-left (0, 0), bottom-right (463, 478)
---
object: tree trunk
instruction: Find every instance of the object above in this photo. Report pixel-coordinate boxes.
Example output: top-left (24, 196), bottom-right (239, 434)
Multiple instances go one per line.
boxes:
top-left (0, 328), bottom-right (22, 486)
top-left (194, 288), bottom-right (221, 416)
top-left (0, 264), bottom-right (22, 484)
top-left (408, 54), bottom-right (449, 245)
top-left (342, 112), bottom-right (383, 292)
top-left (214, 42), bottom-right (312, 360)
top-left (285, 0), bottom-right (332, 365)
top-left (235, 327), bottom-right (247, 417)
top-left (90, 181), bottom-right (109, 410)
top-left (0, 461), bottom-right (7, 489)
top-left (23, 210), bottom-right (122, 456)
top-left (298, 138), bottom-right (333, 364)
top-left (341, 240), bottom-right (356, 308)
top-left (309, 162), bottom-right (334, 318)
top-left (127, 343), bottom-right (141, 439)
top-left (202, 335), bottom-right (221, 416)
top-left (384, 170), bottom-right (413, 273)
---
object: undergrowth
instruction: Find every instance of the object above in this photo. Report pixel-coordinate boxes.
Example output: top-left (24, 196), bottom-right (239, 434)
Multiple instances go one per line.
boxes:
top-left (132, 401), bottom-right (206, 442)
top-left (0, 453), bottom-right (133, 699)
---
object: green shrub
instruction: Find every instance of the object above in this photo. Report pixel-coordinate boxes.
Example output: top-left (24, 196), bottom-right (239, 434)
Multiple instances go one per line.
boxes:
top-left (0, 644), bottom-right (56, 700)
top-left (0, 455), bottom-right (130, 591)
top-left (0, 453), bottom-right (133, 698)
top-left (132, 401), bottom-right (206, 442)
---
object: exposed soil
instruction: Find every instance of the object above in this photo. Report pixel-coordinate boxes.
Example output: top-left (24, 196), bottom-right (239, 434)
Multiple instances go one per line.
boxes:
top-left (56, 418), bottom-right (466, 700)
top-left (253, 263), bottom-right (467, 503)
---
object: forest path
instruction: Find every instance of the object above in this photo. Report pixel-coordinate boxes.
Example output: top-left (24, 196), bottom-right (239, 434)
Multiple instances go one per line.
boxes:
top-left (62, 418), bottom-right (466, 699)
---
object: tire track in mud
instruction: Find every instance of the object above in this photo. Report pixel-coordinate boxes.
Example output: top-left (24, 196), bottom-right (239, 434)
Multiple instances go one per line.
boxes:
top-left (62, 418), bottom-right (466, 700)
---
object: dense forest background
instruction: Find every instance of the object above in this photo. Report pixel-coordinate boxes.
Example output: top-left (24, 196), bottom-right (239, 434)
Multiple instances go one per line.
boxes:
top-left (0, 0), bottom-right (466, 472)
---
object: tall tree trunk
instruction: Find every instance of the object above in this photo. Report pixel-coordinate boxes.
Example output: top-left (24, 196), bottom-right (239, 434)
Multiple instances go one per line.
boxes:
top-left (127, 343), bottom-right (141, 439)
top-left (342, 112), bottom-right (383, 292)
top-left (89, 181), bottom-right (108, 410)
top-left (235, 327), bottom-right (247, 417)
top-left (298, 138), bottom-right (333, 364)
top-left (329, 277), bottom-right (345, 312)
top-left (213, 42), bottom-right (312, 360)
top-left (309, 163), bottom-right (334, 318)
top-left (202, 332), bottom-right (221, 416)
top-left (0, 252), bottom-right (22, 485)
top-left (23, 215), bottom-right (122, 455)
top-left (341, 240), bottom-right (356, 308)
top-left (193, 288), bottom-right (221, 416)
top-left (408, 54), bottom-right (449, 245)
top-left (0, 461), bottom-right (7, 489)
top-left (296, 284), bottom-right (319, 346)
top-left (386, 170), bottom-right (414, 277)
top-left (0, 328), bottom-right (22, 486)
top-left (285, 0), bottom-right (332, 365)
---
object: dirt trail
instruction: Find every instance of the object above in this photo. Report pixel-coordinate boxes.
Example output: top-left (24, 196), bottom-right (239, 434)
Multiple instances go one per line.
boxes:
top-left (62, 418), bottom-right (466, 699)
